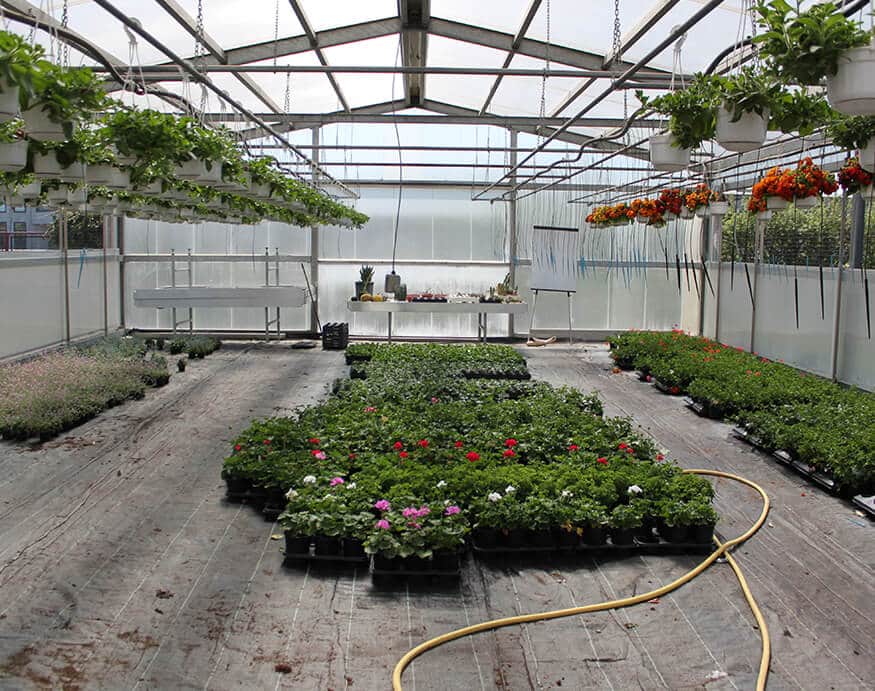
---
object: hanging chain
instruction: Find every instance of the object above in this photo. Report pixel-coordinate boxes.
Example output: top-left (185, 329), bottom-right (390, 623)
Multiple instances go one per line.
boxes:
top-left (194, 0), bottom-right (205, 71)
top-left (61, 0), bottom-right (69, 67)
top-left (283, 72), bottom-right (291, 112)
top-left (610, 0), bottom-right (628, 119)
top-left (273, 0), bottom-right (280, 67)
top-left (538, 0), bottom-right (551, 138)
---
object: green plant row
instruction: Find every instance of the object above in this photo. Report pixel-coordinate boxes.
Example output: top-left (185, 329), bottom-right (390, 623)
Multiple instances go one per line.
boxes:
top-left (610, 331), bottom-right (875, 492)
top-left (166, 335), bottom-right (221, 359)
top-left (0, 335), bottom-right (169, 440)
top-left (222, 343), bottom-right (718, 559)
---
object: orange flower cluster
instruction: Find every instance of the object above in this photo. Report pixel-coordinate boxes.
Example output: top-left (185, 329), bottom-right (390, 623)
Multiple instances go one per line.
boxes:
top-left (838, 157), bottom-right (873, 195)
top-left (659, 189), bottom-right (685, 216)
top-left (586, 185), bottom-right (721, 227)
top-left (585, 202), bottom-right (632, 226)
top-left (684, 183), bottom-right (713, 211)
top-left (747, 158), bottom-right (838, 212)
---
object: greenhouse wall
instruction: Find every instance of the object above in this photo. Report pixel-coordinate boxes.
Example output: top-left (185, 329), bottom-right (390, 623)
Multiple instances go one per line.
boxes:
top-left (0, 250), bottom-right (120, 359)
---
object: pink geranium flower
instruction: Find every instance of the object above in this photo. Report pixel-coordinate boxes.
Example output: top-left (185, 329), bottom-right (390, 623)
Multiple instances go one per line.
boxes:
top-left (374, 499), bottom-right (391, 512)
top-left (329, 476), bottom-right (344, 486)
top-left (445, 505), bottom-right (461, 516)
top-left (376, 519), bottom-right (390, 530)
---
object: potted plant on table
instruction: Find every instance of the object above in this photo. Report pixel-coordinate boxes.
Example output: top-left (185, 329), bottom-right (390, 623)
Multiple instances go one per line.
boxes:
top-left (355, 264), bottom-right (374, 299)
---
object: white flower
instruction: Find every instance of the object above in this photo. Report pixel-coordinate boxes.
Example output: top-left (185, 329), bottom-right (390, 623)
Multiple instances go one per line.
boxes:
top-left (627, 485), bottom-right (643, 495)
top-left (505, 485), bottom-right (516, 494)
top-left (302, 475), bottom-right (317, 484)
top-left (347, 482), bottom-right (356, 489)
top-left (285, 488), bottom-right (298, 500)
top-left (436, 480), bottom-right (447, 488)
top-left (561, 489), bottom-right (574, 498)
top-left (488, 492), bottom-right (502, 503)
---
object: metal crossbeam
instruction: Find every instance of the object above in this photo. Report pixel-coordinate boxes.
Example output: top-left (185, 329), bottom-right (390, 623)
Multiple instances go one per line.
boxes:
top-left (287, 0), bottom-right (350, 111)
top-left (399, 0), bottom-right (429, 106)
top-left (480, 0), bottom-right (541, 115)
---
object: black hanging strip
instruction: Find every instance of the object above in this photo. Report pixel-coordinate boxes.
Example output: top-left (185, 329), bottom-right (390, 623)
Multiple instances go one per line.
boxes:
top-left (744, 263), bottom-right (755, 307)
top-left (794, 264), bottom-right (800, 329)
top-left (683, 252), bottom-right (691, 291)
top-left (701, 258), bottom-right (714, 296)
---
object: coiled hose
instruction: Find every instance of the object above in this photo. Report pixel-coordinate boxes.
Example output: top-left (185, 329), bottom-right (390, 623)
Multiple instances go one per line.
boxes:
top-left (392, 469), bottom-right (771, 691)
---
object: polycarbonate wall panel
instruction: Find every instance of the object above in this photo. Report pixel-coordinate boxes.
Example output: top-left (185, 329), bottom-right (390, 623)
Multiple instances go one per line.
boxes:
top-left (715, 262), bottom-right (753, 352)
top-left (319, 263), bottom-right (508, 338)
top-left (0, 252), bottom-right (121, 359)
top-left (838, 269), bottom-right (875, 391)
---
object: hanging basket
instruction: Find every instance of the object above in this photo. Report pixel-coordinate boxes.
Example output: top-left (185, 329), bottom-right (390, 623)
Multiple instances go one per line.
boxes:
top-left (175, 160), bottom-right (206, 180)
top-left (859, 139), bottom-right (875, 172)
top-left (19, 181), bottom-right (41, 199)
top-left (826, 42), bottom-right (875, 116)
top-left (105, 168), bottom-right (131, 190)
top-left (22, 108), bottom-right (70, 142)
top-left (0, 83), bottom-right (20, 119)
top-left (795, 196), bottom-right (819, 209)
top-left (32, 152), bottom-right (63, 178)
top-left (715, 107), bottom-right (768, 153)
top-left (756, 210), bottom-right (773, 221)
top-left (766, 196), bottom-right (789, 211)
top-left (709, 201), bottom-right (729, 216)
top-left (4, 194), bottom-right (24, 207)
top-left (85, 164), bottom-right (114, 185)
top-left (45, 187), bottom-right (70, 206)
top-left (680, 207), bottom-right (694, 219)
top-left (135, 182), bottom-right (163, 196)
top-left (649, 133), bottom-right (691, 172)
top-left (0, 141), bottom-right (28, 173)
top-left (198, 163), bottom-right (223, 185)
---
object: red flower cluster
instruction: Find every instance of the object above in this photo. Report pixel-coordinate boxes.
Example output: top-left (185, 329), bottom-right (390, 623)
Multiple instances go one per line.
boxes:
top-left (748, 158), bottom-right (838, 212)
top-left (587, 185), bottom-right (721, 228)
top-left (838, 157), bottom-right (873, 194)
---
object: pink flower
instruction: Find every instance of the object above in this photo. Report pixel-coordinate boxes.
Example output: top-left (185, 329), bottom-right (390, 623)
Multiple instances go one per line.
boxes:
top-left (454, 441), bottom-right (464, 448)
top-left (417, 506), bottom-right (430, 518)
top-left (329, 476), bottom-right (344, 486)
top-left (505, 438), bottom-right (517, 447)
top-left (374, 499), bottom-right (391, 512)
top-left (312, 450), bottom-right (326, 460)
top-left (376, 519), bottom-right (390, 530)
top-left (466, 451), bottom-right (480, 462)
top-left (402, 507), bottom-right (418, 518)
top-left (596, 457), bottom-right (608, 465)
top-left (431, 397), bottom-right (439, 403)
top-left (656, 453), bottom-right (665, 461)
top-left (364, 406), bottom-right (377, 413)
top-left (399, 451), bottom-right (409, 459)
top-left (408, 522), bottom-right (421, 529)
top-left (568, 444), bottom-right (579, 452)
top-left (418, 439), bottom-right (429, 448)
top-left (393, 441), bottom-right (403, 450)
top-left (445, 505), bottom-right (461, 516)
top-left (503, 449), bottom-right (515, 458)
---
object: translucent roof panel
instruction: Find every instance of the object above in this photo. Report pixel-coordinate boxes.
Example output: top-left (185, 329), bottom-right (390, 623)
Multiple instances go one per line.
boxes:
top-left (321, 35), bottom-right (402, 110)
top-left (194, 0), bottom-right (304, 52)
top-left (431, 0), bottom-right (535, 34)
top-left (297, 0), bottom-right (397, 33)
top-left (424, 36), bottom-right (508, 111)
top-left (247, 52), bottom-right (345, 114)
top-left (490, 54), bottom-right (589, 118)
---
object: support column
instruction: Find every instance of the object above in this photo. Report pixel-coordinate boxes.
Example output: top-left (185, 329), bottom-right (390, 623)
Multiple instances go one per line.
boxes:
top-left (61, 210), bottom-right (71, 344)
top-left (310, 127), bottom-right (320, 335)
top-left (850, 192), bottom-right (865, 269)
top-left (507, 129), bottom-right (518, 338)
top-left (749, 215), bottom-right (765, 353)
top-left (118, 215), bottom-right (126, 330)
top-left (102, 214), bottom-right (109, 335)
top-left (829, 196), bottom-right (848, 382)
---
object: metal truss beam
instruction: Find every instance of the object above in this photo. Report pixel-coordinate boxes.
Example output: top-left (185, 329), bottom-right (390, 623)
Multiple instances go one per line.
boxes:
top-left (287, 0), bottom-right (350, 111)
top-left (399, 0), bottom-right (429, 106)
top-left (479, 0), bottom-right (541, 115)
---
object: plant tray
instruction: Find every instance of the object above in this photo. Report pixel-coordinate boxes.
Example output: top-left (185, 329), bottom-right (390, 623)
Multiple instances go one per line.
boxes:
top-left (684, 397), bottom-right (707, 417)
top-left (470, 535), bottom-right (713, 555)
top-left (370, 555), bottom-right (462, 578)
top-left (344, 353), bottom-right (372, 365)
top-left (283, 552), bottom-right (369, 566)
top-left (653, 379), bottom-right (682, 395)
top-left (462, 370), bottom-right (531, 380)
top-left (322, 322), bottom-right (349, 350)
top-left (684, 396), bottom-right (726, 420)
top-left (852, 494), bottom-right (875, 519)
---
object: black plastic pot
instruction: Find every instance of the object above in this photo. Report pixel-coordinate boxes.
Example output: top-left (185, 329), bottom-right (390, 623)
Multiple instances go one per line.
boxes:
top-left (581, 526), bottom-right (607, 546)
top-left (403, 556), bottom-right (428, 572)
top-left (285, 533), bottom-right (311, 556)
top-left (555, 528), bottom-right (580, 548)
top-left (610, 527), bottom-right (635, 546)
top-left (247, 485), bottom-right (267, 509)
top-left (474, 527), bottom-right (499, 548)
top-left (432, 550), bottom-right (458, 572)
top-left (634, 525), bottom-right (659, 543)
top-left (689, 524), bottom-right (715, 545)
top-left (342, 537), bottom-right (366, 559)
top-left (661, 524), bottom-right (690, 543)
top-left (263, 487), bottom-right (287, 514)
top-left (505, 528), bottom-right (529, 548)
top-left (374, 554), bottom-right (397, 571)
top-left (531, 529), bottom-right (554, 548)
top-left (224, 475), bottom-right (250, 499)
top-left (314, 535), bottom-right (341, 556)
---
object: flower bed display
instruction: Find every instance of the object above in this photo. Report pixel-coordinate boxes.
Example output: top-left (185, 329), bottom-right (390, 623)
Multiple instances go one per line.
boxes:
top-left (0, 336), bottom-right (169, 440)
top-left (609, 331), bottom-right (875, 494)
top-left (223, 344), bottom-right (720, 575)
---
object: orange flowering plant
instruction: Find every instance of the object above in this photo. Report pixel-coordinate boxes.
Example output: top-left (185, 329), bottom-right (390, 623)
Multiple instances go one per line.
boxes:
top-left (586, 202), bottom-right (634, 227)
top-left (747, 157), bottom-right (838, 212)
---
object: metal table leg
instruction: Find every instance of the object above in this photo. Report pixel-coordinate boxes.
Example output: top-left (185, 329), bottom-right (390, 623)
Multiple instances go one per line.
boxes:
top-left (388, 312), bottom-right (393, 343)
top-left (482, 313), bottom-right (488, 343)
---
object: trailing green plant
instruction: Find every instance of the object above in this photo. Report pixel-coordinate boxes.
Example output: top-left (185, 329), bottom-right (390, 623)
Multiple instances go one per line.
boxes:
top-left (826, 113), bottom-right (875, 151)
top-left (718, 67), bottom-right (782, 120)
top-left (636, 74), bottom-right (719, 149)
top-left (767, 89), bottom-right (833, 135)
top-left (753, 0), bottom-right (871, 85)
top-left (0, 30), bottom-right (42, 101)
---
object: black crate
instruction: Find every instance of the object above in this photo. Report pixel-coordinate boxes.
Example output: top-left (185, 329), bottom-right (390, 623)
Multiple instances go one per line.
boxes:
top-left (322, 322), bottom-right (349, 350)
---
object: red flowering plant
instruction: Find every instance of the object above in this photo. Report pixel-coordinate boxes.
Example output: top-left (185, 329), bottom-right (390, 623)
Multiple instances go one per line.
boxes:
top-left (629, 198), bottom-right (667, 227)
top-left (585, 202), bottom-right (633, 227)
top-left (658, 188), bottom-right (685, 217)
top-left (748, 158), bottom-right (837, 212)
top-left (838, 157), bottom-right (873, 195)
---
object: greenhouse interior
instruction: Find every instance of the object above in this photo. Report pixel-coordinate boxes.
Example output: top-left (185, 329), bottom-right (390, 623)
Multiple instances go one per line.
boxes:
top-left (1, 0), bottom-right (874, 688)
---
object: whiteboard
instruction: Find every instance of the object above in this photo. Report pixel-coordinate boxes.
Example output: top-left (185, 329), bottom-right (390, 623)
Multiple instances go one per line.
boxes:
top-left (531, 225), bottom-right (579, 293)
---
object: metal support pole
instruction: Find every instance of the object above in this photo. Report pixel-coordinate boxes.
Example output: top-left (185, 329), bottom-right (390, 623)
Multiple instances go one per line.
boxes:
top-left (118, 216), bottom-right (126, 330)
top-left (829, 196), bottom-right (848, 382)
top-left (527, 289), bottom-right (539, 336)
top-left (749, 216), bottom-right (765, 353)
top-left (186, 248), bottom-right (193, 334)
top-left (171, 248), bottom-right (177, 334)
top-left (61, 210), bottom-right (70, 344)
top-left (507, 129), bottom-right (518, 338)
top-left (697, 215), bottom-right (710, 337)
top-left (264, 246), bottom-right (270, 341)
top-left (102, 214), bottom-right (109, 335)
top-left (850, 192), bottom-right (865, 269)
top-left (309, 127), bottom-right (320, 334)
top-left (567, 291), bottom-right (573, 344)
top-left (713, 213), bottom-right (724, 342)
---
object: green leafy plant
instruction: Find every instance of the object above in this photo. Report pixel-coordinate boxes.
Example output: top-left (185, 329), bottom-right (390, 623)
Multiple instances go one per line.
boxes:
top-left (718, 67), bottom-right (782, 120)
top-left (826, 113), bottom-right (875, 151)
top-left (767, 89), bottom-right (833, 135)
top-left (359, 265), bottom-right (375, 283)
top-left (636, 74), bottom-right (719, 149)
top-left (0, 30), bottom-right (42, 100)
top-left (753, 0), bottom-right (871, 85)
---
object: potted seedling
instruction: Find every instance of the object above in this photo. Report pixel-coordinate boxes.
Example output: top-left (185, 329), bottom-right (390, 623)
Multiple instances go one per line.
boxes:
top-left (609, 503), bottom-right (643, 546)
top-left (279, 509), bottom-right (315, 557)
top-left (355, 264), bottom-right (374, 299)
top-left (637, 75), bottom-right (718, 171)
top-left (177, 357), bottom-right (186, 372)
top-left (715, 68), bottom-right (779, 152)
top-left (687, 501), bottom-right (718, 544)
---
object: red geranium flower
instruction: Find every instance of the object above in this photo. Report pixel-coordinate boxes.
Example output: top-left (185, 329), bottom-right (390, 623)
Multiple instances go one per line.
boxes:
top-left (656, 453), bottom-right (665, 461)
top-left (626, 447), bottom-right (635, 454)
top-left (263, 439), bottom-right (271, 445)
top-left (454, 440), bottom-right (464, 448)
top-left (393, 441), bottom-right (403, 450)
top-left (308, 438), bottom-right (320, 445)
top-left (596, 457), bottom-right (608, 465)
top-left (503, 449), bottom-right (515, 458)
top-left (348, 453), bottom-right (356, 460)
top-left (466, 451), bottom-right (480, 462)
top-left (618, 442), bottom-right (627, 450)
top-left (399, 451), bottom-right (409, 459)
top-left (234, 444), bottom-right (241, 451)
top-left (568, 444), bottom-right (579, 452)
top-left (418, 439), bottom-right (429, 448)
top-left (505, 439), bottom-right (517, 447)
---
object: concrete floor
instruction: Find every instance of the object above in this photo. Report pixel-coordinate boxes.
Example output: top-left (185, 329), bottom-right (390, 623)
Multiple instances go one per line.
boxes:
top-left (0, 342), bottom-right (872, 690)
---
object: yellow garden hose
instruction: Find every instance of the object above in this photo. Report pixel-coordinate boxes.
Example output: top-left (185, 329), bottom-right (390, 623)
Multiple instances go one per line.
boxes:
top-left (392, 469), bottom-right (771, 691)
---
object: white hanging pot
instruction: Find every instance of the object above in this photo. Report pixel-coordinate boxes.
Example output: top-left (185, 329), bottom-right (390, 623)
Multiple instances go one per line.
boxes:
top-left (0, 140), bottom-right (28, 172)
top-left (22, 108), bottom-right (72, 141)
top-left (709, 201), bottom-right (729, 216)
top-left (826, 41), bottom-right (875, 116)
top-left (106, 168), bottom-right (131, 190)
top-left (198, 162), bottom-right (223, 185)
top-left (0, 83), bottom-right (20, 118)
top-left (766, 196), bottom-right (788, 210)
top-left (286, 200), bottom-right (308, 213)
top-left (68, 188), bottom-right (87, 205)
top-left (680, 207), bottom-right (694, 219)
top-left (136, 182), bottom-right (163, 196)
top-left (251, 183), bottom-right (271, 199)
top-left (694, 207), bottom-right (707, 218)
top-left (795, 195), bottom-right (819, 209)
top-left (45, 187), bottom-right (70, 205)
top-left (649, 133), bottom-right (691, 172)
top-left (85, 164), bottom-right (114, 185)
top-left (859, 138), bottom-right (875, 172)
top-left (32, 152), bottom-right (62, 178)
top-left (756, 210), bottom-right (773, 221)
top-left (19, 181), bottom-right (41, 198)
top-left (4, 194), bottom-right (24, 207)
top-left (175, 160), bottom-right (206, 180)
top-left (715, 106), bottom-right (769, 153)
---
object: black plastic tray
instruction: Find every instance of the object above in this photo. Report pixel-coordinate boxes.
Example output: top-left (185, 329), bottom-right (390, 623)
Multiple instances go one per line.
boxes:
top-left (370, 555), bottom-right (462, 578)
top-left (470, 535), bottom-right (713, 555)
top-left (852, 494), bottom-right (875, 519)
